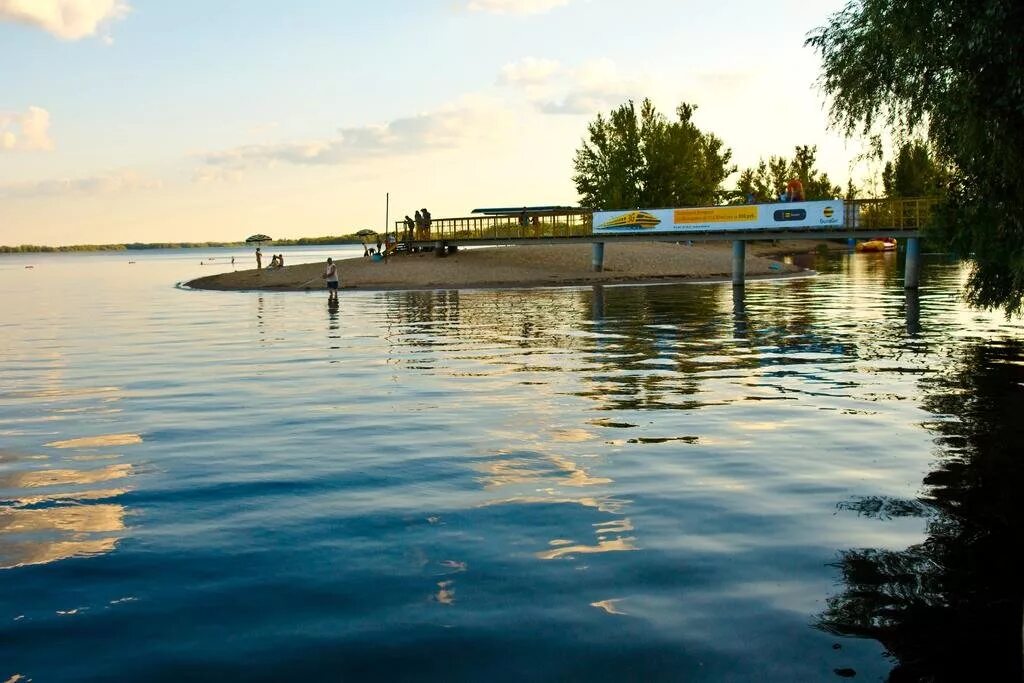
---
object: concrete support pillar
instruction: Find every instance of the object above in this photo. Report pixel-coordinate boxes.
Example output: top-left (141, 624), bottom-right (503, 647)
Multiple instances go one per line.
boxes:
top-left (847, 237), bottom-right (857, 251)
top-left (592, 242), bottom-right (606, 272)
top-left (732, 240), bottom-right (746, 287)
top-left (904, 237), bottom-right (921, 289)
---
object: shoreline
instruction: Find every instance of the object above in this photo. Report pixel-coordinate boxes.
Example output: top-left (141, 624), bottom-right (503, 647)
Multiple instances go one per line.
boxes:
top-left (184, 242), bottom-right (820, 293)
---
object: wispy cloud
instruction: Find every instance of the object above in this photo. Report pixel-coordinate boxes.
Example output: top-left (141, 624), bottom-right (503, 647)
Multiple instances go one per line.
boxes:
top-left (497, 57), bottom-right (561, 86)
top-left (466, 0), bottom-right (571, 14)
top-left (499, 58), bottom-right (645, 115)
top-left (0, 170), bottom-right (161, 198)
top-left (0, 0), bottom-right (129, 40)
top-left (196, 97), bottom-right (511, 175)
top-left (0, 106), bottom-right (54, 151)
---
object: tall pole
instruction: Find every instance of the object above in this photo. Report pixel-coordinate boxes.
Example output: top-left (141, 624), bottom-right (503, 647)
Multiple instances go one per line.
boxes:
top-left (385, 192), bottom-right (389, 243)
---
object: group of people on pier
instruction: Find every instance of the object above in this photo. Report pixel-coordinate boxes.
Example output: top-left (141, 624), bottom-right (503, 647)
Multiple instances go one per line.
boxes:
top-left (404, 208), bottom-right (432, 242)
top-left (744, 178), bottom-right (807, 205)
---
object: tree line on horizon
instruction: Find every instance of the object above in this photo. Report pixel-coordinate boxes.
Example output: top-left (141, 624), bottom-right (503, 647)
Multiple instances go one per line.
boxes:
top-left (0, 234), bottom-right (370, 254)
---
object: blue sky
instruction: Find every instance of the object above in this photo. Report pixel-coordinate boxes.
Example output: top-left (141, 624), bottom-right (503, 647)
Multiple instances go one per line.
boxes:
top-left (0, 0), bottom-right (868, 245)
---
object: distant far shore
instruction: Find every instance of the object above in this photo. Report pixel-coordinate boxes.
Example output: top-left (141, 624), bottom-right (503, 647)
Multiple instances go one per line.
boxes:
top-left (185, 242), bottom-right (830, 293)
top-left (0, 238), bottom-right (365, 254)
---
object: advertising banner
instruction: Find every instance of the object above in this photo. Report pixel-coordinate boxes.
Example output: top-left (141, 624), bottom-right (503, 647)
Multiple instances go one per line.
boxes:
top-left (593, 200), bottom-right (844, 234)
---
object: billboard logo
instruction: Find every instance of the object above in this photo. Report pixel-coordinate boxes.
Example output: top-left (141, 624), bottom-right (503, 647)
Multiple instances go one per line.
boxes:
top-left (823, 206), bottom-right (835, 218)
top-left (598, 211), bottom-right (662, 229)
top-left (773, 209), bottom-right (807, 222)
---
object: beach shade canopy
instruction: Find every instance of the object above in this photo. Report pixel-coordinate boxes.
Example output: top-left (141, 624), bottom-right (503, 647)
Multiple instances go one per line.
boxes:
top-left (245, 234), bottom-right (272, 244)
top-left (355, 229), bottom-right (376, 237)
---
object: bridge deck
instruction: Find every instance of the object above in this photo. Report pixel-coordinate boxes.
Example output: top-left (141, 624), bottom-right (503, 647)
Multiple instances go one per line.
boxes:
top-left (394, 197), bottom-right (933, 247)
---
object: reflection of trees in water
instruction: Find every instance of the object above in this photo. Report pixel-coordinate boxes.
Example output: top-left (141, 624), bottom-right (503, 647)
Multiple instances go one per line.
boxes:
top-left (819, 340), bottom-right (1024, 681)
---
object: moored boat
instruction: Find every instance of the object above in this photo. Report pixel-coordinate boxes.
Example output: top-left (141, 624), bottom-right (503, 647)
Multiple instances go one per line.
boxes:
top-left (856, 237), bottom-right (897, 252)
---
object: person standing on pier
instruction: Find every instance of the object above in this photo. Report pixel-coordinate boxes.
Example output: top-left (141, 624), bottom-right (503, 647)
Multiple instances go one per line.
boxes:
top-left (786, 178), bottom-right (805, 202)
top-left (415, 211), bottom-right (424, 239)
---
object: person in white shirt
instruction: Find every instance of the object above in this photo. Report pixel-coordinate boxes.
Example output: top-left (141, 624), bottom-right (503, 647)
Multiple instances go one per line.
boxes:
top-left (323, 257), bottom-right (339, 300)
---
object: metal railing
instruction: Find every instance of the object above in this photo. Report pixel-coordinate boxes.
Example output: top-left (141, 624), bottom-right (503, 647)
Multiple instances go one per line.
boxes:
top-left (842, 197), bottom-right (937, 231)
top-left (394, 198), bottom-right (937, 243)
top-left (395, 209), bottom-right (593, 243)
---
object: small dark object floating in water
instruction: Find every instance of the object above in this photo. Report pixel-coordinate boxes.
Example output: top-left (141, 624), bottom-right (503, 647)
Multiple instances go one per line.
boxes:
top-left (24, 265), bottom-right (34, 269)
top-left (834, 668), bottom-right (857, 678)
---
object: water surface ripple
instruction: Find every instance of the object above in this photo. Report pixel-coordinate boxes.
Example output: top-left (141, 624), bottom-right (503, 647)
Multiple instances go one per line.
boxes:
top-left (1, 248), bottom-right (1022, 681)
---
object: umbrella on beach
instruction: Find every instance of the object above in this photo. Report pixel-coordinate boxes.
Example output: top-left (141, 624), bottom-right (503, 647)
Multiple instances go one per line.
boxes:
top-left (355, 229), bottom-right (377, 256)
top-left (245, 234), bottom-right (272, 245)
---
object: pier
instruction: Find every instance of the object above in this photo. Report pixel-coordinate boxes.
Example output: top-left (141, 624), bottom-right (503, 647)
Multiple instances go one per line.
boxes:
top-left (395, 197), bottom-right (934, 289)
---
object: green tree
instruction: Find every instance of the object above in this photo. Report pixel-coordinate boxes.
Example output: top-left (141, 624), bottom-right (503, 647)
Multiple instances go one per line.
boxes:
top-left (735, 145), bottom-right (841, 202)
top-left (882, 139), bottom-right (947, 198)
top-left (573, 98), bottom-right (734, 209)
top-left (807, 0), bottom-right (1024, 313)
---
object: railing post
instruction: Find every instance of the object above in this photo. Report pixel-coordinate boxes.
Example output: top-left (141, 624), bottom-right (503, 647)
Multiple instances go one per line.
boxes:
top-left (732, 240), bottom-right (746, 287)
top-left (905, 237), bottom-right (921, 289)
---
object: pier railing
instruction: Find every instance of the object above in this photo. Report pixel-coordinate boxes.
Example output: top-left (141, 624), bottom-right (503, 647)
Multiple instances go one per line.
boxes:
top-left (843, 197), bottom-right (937, 231)
top-left (394, 198), bottom-right (937, 243)
top-left (395, 209), bottom-right (593, 242)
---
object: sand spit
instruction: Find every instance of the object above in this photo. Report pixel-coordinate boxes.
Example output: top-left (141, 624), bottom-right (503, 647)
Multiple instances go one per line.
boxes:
top-left (185, 243), bottom-right (811, 292)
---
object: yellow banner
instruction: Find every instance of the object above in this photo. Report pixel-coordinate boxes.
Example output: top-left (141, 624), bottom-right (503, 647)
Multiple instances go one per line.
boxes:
top-left (674, 206), bottom-right (759, 224)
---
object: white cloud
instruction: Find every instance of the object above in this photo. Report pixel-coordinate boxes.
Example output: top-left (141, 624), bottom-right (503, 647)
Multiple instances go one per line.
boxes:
top-left (466, 0), bottom-right (571, 14)
top-left (499, 58), bottom-right (646, 116)
top-left (0, 106), bottom-right (54, 151)
top-left (0, 169), bottom-right (161, 198)
top-left (0, 0), bottom-right (128, 40)
top-left (497, 57), bottom-right (561, 86)
top-left (197, 97), bottom-right (512, 174)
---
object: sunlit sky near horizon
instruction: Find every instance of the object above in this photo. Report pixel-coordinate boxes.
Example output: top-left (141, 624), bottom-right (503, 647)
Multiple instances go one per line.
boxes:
top-left (0, 0), bottom-right (873, 246)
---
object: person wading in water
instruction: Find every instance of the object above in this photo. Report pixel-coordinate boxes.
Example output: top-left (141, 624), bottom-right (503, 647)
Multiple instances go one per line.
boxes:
top-left (322, 257), bottom-right (339, 301)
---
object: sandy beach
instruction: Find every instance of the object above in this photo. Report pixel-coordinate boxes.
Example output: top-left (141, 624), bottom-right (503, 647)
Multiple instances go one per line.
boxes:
top-left (185, 242), bottom-right (813, 292)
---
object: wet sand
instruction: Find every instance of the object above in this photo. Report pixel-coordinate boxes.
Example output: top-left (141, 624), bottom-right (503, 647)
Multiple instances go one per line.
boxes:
top-left (185, 242), bottom-right (811, 292)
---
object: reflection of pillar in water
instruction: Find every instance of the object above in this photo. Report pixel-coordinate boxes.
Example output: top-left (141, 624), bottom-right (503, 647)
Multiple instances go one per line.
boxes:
top-left (905, 288), bottom-right (921, 337)
top-left (591, 285), bottom-right (605, 322)
top-left (732, 285), bottom-right (748, 339)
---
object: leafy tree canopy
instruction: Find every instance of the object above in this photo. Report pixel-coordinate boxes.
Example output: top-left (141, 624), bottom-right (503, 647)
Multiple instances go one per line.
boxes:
top-left (882, 139), bottom-right (948, 199)
top-left (735, 145), bottom-right (842, 203)
top-left (807, 0), bottom-right (1024, 313)
top-left (573, 99), bottom-right (734, 210)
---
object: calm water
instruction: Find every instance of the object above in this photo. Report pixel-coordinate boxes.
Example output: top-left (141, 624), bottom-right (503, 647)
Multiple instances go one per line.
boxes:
top-left (1, 247), bottom-right (1022, 681)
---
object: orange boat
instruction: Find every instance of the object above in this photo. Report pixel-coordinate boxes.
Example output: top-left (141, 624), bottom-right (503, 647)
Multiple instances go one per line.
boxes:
top-left (856, 237), bottom-right (897, 252)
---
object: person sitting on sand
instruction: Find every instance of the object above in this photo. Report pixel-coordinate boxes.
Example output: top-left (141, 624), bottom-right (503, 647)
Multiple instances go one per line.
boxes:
top-left (323, 257), bottom-right (339, 300)
top-left (268, 254), bottom-right (280, 268)
top-left (277, 254), bottom-right (284, 268)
